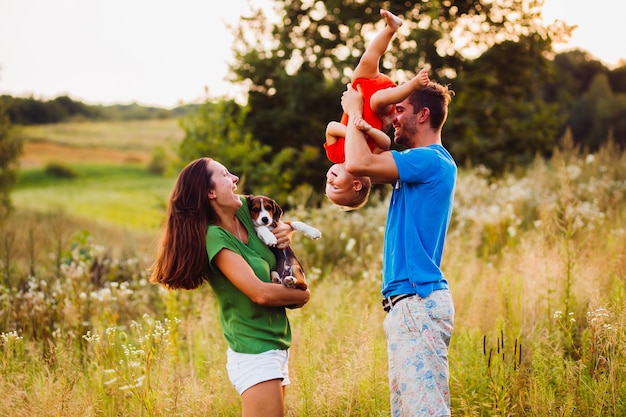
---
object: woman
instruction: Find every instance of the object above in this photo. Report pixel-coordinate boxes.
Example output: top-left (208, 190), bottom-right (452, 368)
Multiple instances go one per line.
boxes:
top-left (150, 157), bottom-right (311, 417)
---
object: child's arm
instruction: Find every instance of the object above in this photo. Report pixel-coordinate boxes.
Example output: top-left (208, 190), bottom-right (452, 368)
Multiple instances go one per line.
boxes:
top-left (326, 119), bottom-right (390, 153)
top-left (353, 116), bottom-right (390, 152)
top-left (370, 68), bottom-right (430, 115)
top-left (325, 121), bottom-right (346, 146)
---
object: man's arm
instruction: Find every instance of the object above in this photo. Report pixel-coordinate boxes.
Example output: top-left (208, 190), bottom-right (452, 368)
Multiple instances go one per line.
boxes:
top-left (342, 85), bottom-right (398, 184)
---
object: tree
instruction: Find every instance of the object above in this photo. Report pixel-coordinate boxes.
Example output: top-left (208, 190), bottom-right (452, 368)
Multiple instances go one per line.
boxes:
top-left (570, 73), bottom-right (626, 152)
top-left (177, 97), bottom-right (317, 203)
top-left (446, 35), bottom-right (565, 173)
top-left (0, 98), bottom-right (23, 219)
top-left (229, 0), bottom-right (572, 180)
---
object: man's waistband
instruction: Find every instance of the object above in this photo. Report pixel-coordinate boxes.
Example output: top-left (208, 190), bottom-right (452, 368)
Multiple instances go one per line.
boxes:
top-left (382, 287), bottom-right (448, 313)
top-left (382, 294), bottom-right (415, 312)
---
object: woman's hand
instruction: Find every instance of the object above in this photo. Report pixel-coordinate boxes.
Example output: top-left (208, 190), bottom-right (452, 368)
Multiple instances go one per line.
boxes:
top-left (272, 221), bottom-right (293, 249)
top-left (287, 288), bottom-right (311, 309)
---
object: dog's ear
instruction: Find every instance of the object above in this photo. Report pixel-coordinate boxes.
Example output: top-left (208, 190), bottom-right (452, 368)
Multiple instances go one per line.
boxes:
top-left (245, 194), bottom-right (255, 206)
top-left (273, 200), bottom-right (283, 220)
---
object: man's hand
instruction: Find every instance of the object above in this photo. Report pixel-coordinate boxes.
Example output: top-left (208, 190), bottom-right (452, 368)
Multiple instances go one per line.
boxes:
top-left (341, 84), bottom-right (364, 118)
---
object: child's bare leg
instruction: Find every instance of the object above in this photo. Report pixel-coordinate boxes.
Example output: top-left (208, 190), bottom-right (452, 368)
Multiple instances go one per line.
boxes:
top-left (352, 9), bottom-right (403, 81)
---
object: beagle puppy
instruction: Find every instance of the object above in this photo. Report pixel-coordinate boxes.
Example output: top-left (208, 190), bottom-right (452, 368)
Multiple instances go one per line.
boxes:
top-left (246, 195), bottom-right (321, 290)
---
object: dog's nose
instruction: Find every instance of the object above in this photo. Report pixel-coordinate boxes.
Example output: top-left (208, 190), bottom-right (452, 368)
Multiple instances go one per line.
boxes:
top-left (261, 216), bottom-right (270, 224)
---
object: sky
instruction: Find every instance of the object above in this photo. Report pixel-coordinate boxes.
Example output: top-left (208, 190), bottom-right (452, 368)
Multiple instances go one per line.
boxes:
top-left (0, 0), bottom-right (624, 109)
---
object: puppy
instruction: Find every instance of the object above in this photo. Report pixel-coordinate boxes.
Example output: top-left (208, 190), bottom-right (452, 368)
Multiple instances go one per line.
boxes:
top-left (246, 195), bottom-right (321, 290)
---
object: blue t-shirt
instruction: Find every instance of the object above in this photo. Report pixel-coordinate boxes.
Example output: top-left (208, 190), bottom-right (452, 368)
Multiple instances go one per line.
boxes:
top-left (383, 144), bottom-right (457, 298)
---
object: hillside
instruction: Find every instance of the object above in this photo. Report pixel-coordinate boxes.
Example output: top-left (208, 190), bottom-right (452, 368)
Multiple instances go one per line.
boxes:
top-left (16, 118), bottom-right (184, 168)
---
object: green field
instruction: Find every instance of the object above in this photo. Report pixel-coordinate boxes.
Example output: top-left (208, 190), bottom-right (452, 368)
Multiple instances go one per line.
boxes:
top-left (14, 164), bottom-right (175, 230)
top-left (3, 121), bottom-right (626, 416)
top-left (14, 119), bottom-right (182, 230)
top-left (18, 118), bottom-right (184, 151)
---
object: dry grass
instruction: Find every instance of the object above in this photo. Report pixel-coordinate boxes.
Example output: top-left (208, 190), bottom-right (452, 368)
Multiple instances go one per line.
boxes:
top-left (16, 118), bottom-right (183, 168)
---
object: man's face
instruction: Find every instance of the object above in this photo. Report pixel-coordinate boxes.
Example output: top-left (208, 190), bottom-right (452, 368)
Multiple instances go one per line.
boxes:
top-left (393, 98), bottom-right (418, 147)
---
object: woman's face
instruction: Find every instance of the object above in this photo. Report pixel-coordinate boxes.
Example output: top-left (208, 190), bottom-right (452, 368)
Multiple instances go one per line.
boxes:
top-left (207, 160), bottom-right (242, 209)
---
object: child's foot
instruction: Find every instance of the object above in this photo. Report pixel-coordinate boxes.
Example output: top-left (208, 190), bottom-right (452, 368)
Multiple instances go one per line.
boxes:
top-left (413, 68), bottom-right (430, 88)
top-left (380, 9), bottom-right (403, 31)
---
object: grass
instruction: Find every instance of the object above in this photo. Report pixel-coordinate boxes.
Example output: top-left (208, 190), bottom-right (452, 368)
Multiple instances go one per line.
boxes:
top-left (2, 124), bottom-right (626, 415)
top-left (13, 164), bottom-right (175, 230)
top-left (17, 118), bottom-right (184, 151)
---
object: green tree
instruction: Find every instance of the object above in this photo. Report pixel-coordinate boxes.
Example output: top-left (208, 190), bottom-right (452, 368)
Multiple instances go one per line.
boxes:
top-left (230, 0), bottom-right (572, 180)
top-left (177, 97), bottom-right (316, 203)
top-left (570, 72), bottom-right (626, 151)
top-left (0, 98), bottom-right (23, 219)
top-left (446, 35), bottom-right (565, 173)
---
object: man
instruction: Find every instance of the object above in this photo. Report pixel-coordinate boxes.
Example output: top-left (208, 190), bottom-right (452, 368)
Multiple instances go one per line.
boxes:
top-left (341, 78), bottom-right (457, 417)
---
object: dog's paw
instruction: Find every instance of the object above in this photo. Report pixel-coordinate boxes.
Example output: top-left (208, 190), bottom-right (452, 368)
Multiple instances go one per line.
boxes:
top-left (290, 221), bottom-right (322, 240)
top-left (257, 226), bottom-right (278, 246)
top-left (283, 276), bottom-right (296, 288)
top-left (306, 227), bottom-right (322, 240)
top-left (301, 225), bottom-right (321, 240)
top-left (271, 271), bottom-right (282, 285)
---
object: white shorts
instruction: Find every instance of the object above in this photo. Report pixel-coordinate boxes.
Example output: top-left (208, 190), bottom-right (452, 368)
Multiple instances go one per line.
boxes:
top-left (226, 348), bottom-right (290, 395)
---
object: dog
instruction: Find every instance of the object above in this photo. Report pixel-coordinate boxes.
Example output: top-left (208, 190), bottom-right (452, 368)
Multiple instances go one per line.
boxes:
top-left (246, 195), bottom-right (321, 290)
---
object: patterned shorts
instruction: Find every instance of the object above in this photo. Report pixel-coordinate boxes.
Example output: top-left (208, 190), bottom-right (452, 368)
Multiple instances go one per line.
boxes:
top-left (383, 289), bottom-right (454, 417)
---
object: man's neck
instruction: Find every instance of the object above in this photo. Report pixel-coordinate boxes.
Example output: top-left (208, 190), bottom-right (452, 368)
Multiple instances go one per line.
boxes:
top-left (412, 133), bottom-right (441, 148)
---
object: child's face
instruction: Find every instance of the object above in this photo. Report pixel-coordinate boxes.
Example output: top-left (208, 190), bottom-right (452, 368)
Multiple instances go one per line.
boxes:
top-left (325, 163), bottom-right (358, 205)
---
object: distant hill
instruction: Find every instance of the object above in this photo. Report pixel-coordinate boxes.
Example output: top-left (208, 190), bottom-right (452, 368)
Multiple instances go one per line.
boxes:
top-left (0, 94), bottom-right (200, 125)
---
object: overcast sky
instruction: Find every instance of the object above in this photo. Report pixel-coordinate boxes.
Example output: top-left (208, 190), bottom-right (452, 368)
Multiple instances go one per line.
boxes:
top-left (0, 0), bottom-right (624, 108)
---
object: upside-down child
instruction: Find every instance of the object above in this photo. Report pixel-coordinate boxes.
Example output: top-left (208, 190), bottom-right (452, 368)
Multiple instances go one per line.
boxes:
top-left (325, 9), bottom-right (430, 209)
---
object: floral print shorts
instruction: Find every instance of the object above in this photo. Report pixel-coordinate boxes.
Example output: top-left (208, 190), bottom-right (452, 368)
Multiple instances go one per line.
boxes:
top-left (383, 289), bottom-right (454, 417)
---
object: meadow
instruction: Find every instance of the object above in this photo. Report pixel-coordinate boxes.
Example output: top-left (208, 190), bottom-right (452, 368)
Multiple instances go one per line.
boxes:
top-left (1, 120), bottom-right (626, 416)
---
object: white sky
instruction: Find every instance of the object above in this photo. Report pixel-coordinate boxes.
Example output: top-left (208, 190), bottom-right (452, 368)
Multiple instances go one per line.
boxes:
top-left (0, 0), bottom-right (624, 109)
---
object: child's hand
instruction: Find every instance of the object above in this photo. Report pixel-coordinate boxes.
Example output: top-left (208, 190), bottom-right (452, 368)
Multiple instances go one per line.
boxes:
top-left (354, 116), bottom-right (372, 132)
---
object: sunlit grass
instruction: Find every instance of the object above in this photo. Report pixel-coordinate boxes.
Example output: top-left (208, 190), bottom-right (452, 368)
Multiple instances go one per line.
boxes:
top-left (13, 164), bottom-right (175, 230)
top-left (17, 118), bottom-right (184, 151)
top-left (2, 140), bottom-right (626, 416)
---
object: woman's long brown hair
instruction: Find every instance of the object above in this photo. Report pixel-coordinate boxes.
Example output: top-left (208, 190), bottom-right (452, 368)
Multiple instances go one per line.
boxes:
top-left (150, 157), bottom-right (216, 290)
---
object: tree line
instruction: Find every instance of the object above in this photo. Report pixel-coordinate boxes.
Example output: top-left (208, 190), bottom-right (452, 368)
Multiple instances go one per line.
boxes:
top-left (0, 95), bottom-right (197, 124)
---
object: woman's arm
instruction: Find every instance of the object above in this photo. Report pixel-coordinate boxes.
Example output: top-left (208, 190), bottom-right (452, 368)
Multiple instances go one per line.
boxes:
top-left (213, 249), bottom-right (311, 307)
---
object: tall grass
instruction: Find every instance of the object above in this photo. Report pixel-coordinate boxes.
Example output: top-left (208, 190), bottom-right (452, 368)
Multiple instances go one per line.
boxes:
top-left (1, 142), bottom-right (626, 416)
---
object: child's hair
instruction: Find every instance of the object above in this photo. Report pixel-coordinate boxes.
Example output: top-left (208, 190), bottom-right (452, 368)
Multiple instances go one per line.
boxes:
top-left (332, 175), bottom-right (372, 211)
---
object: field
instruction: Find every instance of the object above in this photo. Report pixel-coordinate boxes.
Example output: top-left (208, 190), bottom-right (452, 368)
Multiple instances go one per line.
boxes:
top-left (2, 120), bottom-right (626, 416)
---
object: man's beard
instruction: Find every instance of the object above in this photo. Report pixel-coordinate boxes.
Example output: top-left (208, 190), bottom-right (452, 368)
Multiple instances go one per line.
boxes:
top-left (394, 129), bottom-right (410, 147)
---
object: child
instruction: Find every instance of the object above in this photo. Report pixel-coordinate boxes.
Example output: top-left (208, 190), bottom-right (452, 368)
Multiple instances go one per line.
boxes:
top-left (325, 9), bottom-right (430, 209)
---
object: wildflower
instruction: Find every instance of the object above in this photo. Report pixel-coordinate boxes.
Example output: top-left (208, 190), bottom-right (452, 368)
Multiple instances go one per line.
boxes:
top-left (104, 377), bottom-right (118, 385)
top-left (553, 310), bottom-right (563, 319)
top-left (82, 331), bottom-right (100, 343)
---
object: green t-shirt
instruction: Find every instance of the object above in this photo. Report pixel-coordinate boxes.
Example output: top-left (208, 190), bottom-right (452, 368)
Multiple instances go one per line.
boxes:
top-left (205, 196), bottom-right (292, 354)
